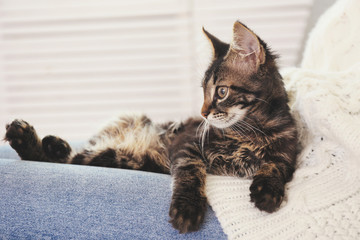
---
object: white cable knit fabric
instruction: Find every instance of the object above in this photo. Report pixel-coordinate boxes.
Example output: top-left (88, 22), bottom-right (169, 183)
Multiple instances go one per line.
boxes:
top-left (205, 0), bottom-right (360, 239)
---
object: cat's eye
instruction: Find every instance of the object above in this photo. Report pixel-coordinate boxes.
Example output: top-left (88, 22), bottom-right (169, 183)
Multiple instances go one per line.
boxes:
top-left (217, 86), bottom-right (228, 99)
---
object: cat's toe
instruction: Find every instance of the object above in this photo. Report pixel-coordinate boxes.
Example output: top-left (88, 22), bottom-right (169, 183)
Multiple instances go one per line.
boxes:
top-left (42, 135), bottom-right (71, 160)
top-left (169, 197), bottom-right (206, 233)
top-left (250, 175), bottom-right (284, 213)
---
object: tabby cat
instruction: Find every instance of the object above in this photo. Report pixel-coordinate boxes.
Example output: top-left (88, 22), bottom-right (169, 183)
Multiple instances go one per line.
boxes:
top-left (4, 21), bottom-right (297, 233)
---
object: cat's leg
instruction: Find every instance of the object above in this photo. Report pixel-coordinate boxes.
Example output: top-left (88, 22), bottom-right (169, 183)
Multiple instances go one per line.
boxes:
top-left (70, 146), bottom-right (166, 173)
top-left (67, 132), bottom-right (151, 169)
top-left (5, 119), bottom-right (73, 163)
top-left (4, 119), bottom-right (144, 167)
top-left (70, 147), bottom-right (125, 168)
top-left (169, 148), bottom-right (207, 233)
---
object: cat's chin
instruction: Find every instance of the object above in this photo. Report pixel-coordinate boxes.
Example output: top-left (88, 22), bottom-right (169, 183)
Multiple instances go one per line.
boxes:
top-left (208, 117), bottom-right (238, 129)
top-left (208, 108), bottom-right (246, 129)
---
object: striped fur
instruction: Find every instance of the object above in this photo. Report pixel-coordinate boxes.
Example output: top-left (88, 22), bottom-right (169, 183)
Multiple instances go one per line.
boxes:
top-left (4, 21), bottom-right (297, 233)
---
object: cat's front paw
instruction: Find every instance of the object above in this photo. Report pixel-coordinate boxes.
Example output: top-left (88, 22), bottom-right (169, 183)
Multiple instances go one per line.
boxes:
top-left (250, 175), bottom-right (284, 213)
top-left (169, 196), bottom-right (206, 233)
top-left (5, 119), bottom-right (38, 151)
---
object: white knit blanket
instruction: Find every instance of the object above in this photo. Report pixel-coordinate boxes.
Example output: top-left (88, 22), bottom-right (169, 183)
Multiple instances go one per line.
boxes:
top-left (205, 0), bottom-right (360, 239)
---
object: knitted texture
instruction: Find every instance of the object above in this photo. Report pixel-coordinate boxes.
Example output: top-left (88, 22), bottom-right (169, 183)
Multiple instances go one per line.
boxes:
top-left (205, 0), bottom-right (360, 239)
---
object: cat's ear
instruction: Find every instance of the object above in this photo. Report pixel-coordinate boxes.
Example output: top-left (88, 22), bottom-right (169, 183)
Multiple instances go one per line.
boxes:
top-left (229, 21), bottom-right (265, 70)
top-left (202, 27), bottom-right (229, 59)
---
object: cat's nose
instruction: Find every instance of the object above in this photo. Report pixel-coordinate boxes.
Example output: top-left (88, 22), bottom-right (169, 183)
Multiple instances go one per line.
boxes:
top-left (201, 103), bottom-right (211, 119)
top-left (201, 111), bottom-right (210, 118)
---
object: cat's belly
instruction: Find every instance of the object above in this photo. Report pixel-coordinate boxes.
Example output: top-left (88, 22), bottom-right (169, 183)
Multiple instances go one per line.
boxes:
top-left (88, 113), bottom-right (171, 172)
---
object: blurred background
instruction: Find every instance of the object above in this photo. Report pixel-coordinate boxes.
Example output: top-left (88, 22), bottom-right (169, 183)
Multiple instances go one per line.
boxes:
top-left (0, 0), bottom-right (335, 143)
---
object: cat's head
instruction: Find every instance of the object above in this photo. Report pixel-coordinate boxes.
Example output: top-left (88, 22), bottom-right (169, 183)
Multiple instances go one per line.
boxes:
top-left (201, 21), bottom-right (285, 129)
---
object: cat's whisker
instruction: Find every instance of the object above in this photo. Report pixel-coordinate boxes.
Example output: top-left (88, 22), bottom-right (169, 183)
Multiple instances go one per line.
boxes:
top-left (231, 113), bottom-right (268, 137)
top-left (196, 120), bottom-right (205, 137)
top-left (229, 123), bottom-right (242, 135)
top-left (240, 120), bottom-right (268, 137)
top-left (243, 116), bottom-right (265, 130)
top-left (206, 123), bottom-right (211, 147)
top-left (221, 128), bottom-right (225, 139)
top-left (199, 120), bottom-right (210, 154)
top-left (232, 120), bottom-right (258, 137)
top-left (229, 126), bottom-right (242, 137)
top-left (231, 124), bottom-right (253, 143)
top-left (239, 121), bottom-right (258, 137)
top-left (197, 121), bottom-right (205, 146)
top-left (255, 97), bottom-right (269, 105)
top-left (242, 115), bottom-right (259, 125)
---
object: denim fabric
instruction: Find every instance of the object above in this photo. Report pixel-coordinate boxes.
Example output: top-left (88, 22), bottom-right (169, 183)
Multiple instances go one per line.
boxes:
top-left (0, 144), bottom-right (20, 160)
top-left (0, 145), bottom-right (226, 239)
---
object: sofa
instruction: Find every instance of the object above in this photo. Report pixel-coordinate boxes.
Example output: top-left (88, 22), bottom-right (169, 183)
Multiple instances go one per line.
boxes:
top-left (0, 144), bottom-right (226, 239)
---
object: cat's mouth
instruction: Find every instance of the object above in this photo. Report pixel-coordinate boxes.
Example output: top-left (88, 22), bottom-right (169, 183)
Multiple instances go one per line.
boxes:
top-left (207, 108), bottom-right (246, 129)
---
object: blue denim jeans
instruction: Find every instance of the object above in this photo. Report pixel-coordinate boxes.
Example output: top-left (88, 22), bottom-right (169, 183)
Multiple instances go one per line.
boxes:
top-left (0, 145), bottom-right (226, 239)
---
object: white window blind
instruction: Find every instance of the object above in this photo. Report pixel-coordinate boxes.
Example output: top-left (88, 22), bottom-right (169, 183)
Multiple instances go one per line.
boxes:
top-left (0, 0), bottom-right (313, 143)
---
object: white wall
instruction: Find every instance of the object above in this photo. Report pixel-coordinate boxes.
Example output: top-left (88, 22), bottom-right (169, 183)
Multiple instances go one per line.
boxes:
top-left (0, 0), bottom-right (314, 143)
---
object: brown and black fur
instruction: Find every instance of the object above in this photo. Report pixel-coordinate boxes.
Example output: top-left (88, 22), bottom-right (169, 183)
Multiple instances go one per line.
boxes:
top-left (4, 21), bottom-right (297, 233)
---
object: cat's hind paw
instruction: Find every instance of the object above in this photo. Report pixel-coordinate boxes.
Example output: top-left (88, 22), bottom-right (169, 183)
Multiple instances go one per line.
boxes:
top-left (42, 135), bottom-right (71, 162)
top-left (5, 119), bottom-right (38, 151)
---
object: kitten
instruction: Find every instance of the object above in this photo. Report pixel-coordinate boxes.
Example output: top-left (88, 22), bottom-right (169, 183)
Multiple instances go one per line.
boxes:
top-left (4, 21), bottom-right (297, 233)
